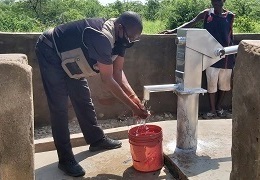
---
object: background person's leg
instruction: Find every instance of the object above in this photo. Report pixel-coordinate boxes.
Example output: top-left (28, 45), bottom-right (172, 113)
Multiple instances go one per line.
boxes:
top-left (209, 93), bottom-right (216, 113)
top-left (216, 68), bottom-right (233, 117)
top-left (203, 67), bottom-right (220, 119)
top-left (216, 90), bottom-right (226, 111)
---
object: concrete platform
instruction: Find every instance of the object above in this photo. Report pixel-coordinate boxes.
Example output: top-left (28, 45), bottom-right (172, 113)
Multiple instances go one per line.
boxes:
top-left (163, 120), bottom-right (232, 180)
top-left (35, 140), bottom-right (173, 180)
top-left (35, 119), bottom-right (232, 180)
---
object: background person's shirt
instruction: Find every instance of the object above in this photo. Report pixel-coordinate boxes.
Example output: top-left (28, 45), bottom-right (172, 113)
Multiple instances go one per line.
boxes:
top-left (203, 8), bottom-right (235, 69)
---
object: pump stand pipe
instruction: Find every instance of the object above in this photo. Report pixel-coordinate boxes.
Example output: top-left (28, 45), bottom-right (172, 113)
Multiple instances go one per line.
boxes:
top-left (143, 84), bottom-right (206, 151)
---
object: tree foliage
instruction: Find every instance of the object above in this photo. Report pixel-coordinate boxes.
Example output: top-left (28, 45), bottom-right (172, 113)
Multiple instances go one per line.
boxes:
top-left (0, 0), bottom-right (259, 33)
top-left (225, 0), bottom-right (260, 32)
top-left (144, 0), bottom-right (160, 21)
top-left (157, 0), bottom-right (209, 29)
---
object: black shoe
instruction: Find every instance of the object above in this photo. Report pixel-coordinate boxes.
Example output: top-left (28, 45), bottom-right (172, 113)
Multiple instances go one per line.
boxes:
top-left (58, 160), bottom-right (85, 177)
top-left (216, 109), bottom-right (232, 118)
top-left (89, 136), bottom-right (122, 152)
top-left (202, 112), bottom-right (217, 119)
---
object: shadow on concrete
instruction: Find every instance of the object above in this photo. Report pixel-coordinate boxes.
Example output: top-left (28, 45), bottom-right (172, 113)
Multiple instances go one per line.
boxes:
top-left (35, 150), bottom-right (110, 179)
top-left (83, 167), bottom-right (169, 180)
top-left (74, 150), bottom-right (101, 163)
top-left (122, 166), bottom-right (168, 180)
top-left (180, 155), bottom-right (231, 176)
top-left (36, 150), bottom-right (170, 180)
top-left (166, 149), bottom-right (231, 178)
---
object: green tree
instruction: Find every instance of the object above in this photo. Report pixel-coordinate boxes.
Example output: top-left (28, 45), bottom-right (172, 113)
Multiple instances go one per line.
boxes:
top-left (0, 0), bottom-right (15, 4)
top-left (144, 0), bottom-right (160, 21)
top-left (158, 0), bottom-right (209, 29)
top-left (99, 0), bottom-right (124, 19)
top-left (124, 1), bottom-right (144, 17)
top-left (233, 16), bottom-right (256, 33)
top-left (226, 0), bottom-right (260, 32)
top-left (14, 0), bottom-right (102, 26)
top-left (0, 8), bottom-right (43, 32)
top-left (0, 0), bottom-right (259, 33)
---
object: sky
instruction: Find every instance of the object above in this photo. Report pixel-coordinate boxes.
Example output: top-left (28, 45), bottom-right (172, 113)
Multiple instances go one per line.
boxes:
top-left (98, 0), bottom-right (146, 6)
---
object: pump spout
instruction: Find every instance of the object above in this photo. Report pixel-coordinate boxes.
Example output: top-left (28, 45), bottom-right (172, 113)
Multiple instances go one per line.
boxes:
top-left (143, 84), bottom-right (178, 101)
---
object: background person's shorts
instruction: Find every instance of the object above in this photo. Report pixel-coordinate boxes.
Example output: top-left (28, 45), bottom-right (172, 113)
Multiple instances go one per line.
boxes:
top-left (206, 67), bottom-right (232, 93)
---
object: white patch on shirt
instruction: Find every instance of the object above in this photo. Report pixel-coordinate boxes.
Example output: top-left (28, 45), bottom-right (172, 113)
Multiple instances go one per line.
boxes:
top-left (102, 18), bottom-right (116, 49)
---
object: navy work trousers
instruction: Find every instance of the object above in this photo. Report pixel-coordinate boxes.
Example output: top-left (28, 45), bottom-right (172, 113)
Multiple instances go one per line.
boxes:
top-left (35, 38), bottom-right (104, 162)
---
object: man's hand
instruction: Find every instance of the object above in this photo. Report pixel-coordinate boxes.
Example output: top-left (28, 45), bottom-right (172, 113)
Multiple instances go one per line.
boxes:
top-left (129, 94), bottom-right (145, 110)
top-left (129, 94), bottom-right (150, 119)
top-left (133, 106), bottom-right (150, 119)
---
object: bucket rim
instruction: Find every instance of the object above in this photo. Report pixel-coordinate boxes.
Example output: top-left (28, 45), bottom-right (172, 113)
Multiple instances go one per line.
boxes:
top-left (128, 124), bottom-right (162, 139)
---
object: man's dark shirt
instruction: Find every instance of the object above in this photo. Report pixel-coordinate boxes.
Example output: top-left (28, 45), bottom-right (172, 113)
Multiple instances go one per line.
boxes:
top-left (44, 18), bottom-right (127, 73)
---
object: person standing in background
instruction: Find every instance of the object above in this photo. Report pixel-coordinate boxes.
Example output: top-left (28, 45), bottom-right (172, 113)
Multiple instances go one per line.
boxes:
top-left (160, 0), bottom-right (235, 119)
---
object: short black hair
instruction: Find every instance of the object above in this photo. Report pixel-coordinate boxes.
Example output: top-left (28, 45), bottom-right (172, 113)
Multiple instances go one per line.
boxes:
top-left (117, 11), bottom-right (143, 32)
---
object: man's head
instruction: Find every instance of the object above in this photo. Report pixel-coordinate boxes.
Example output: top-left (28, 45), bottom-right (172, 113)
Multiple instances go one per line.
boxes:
top-left (115, 11), bottom-right (143, 46)
top-left (211, 0), bottom-right (225, 10)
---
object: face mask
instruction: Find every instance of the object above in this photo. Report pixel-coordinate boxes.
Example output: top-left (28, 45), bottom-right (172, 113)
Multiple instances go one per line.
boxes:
top-left (116, 35), bottom-right (134, 48)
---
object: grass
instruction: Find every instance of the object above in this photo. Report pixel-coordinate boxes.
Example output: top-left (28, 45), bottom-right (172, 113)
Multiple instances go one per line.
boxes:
top-left (142, 20), bottom-right (167, 35)
top-left (254, 23), bottom-right (260, 33)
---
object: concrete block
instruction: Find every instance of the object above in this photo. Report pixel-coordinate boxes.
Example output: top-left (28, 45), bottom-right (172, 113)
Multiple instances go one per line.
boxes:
top-left (0, 54), bottom-right (34, 180)
top-left (0, 53), bottom-right (28, 64)
top-left (231, 40), bottom-right (260, 180)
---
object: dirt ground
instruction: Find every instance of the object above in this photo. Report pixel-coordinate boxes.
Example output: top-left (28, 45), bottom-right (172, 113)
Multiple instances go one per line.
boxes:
top-left (34, 112), bottom-right (177, 140)
top-left (34, 109), bottom-right (232, 140)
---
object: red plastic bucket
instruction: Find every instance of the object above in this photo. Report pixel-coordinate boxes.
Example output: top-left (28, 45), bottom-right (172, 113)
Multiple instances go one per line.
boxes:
top-left (128, 124), bottom-right (164, 172)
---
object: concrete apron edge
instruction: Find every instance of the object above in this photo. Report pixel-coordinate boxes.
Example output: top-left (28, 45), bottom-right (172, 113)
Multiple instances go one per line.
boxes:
top-left (164, 154), bottom-right (188, 180)
top-left (35, 126), bottom-right (129, 153)
top-left (35, 124), bottom-right (184, 179)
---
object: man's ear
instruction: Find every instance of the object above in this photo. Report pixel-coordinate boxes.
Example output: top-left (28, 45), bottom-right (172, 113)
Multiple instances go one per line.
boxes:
top-left (117, 24), bottom-right (124, 38)
top-left (118, 24), bottom-right (123, 30)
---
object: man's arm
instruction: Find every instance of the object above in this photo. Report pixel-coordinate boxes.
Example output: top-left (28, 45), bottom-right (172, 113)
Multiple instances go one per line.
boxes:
top-left (159, 10), bottom-right (208, 34)
top-left (97, 60), bottom-right (148, 118)
top-left (112, 56), bottom-right (145, 109)
top-left (112, 56), bottom-right (135, 97)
